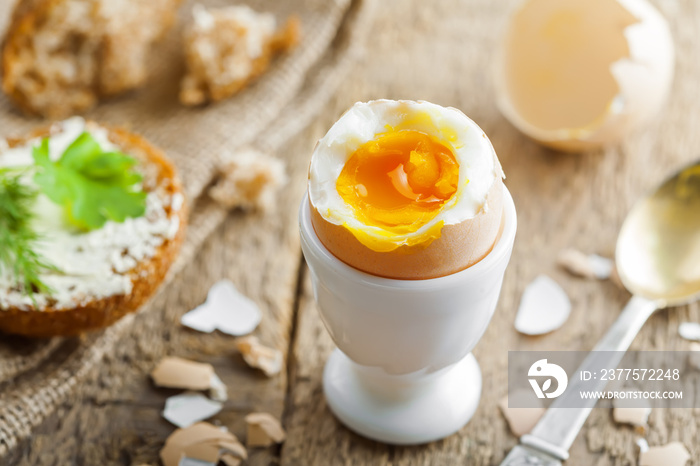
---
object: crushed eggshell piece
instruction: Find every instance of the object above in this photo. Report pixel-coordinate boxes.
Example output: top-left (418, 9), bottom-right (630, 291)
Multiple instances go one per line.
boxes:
top-left (639, 442), bottom-right (691, 466)
top-left (160, 422), bottom-right (247, 466)
top-left (608, 264), bottom-right (625, 289)
top-left (182, 280), bottom-right (262, 336)
top-left (688, 342), bottom-right (700, 370)
top-left (678, 322), bottom-right (700, 341)
top-left (209, 373), bottom-right (228, 402)
top-left (181, 442), bottom-right (220, 464)
top-left (557, 249), bottom-right (614, 280)
top-left (612, 406), bottom-right (651, 429)
top-left (221, 453), bottom-right (243, 466)
top-left (162, 392), bottom-right (223, 428)
top-left (209, 148), bottom-right (288, 212)
top-left (514, 275), bottom-right (572, 335)
top-left (636, 437), bottom-right (650, 453)
top-left (498, 391), bottom-right (545, 437)
top-left (245, 412), bottom-right (287, 447)
top-left (236, 336), bottom-right (283, 377)
top-left (215, 440), bottom-right (248, 459)
top-left (179, 460), bottom-right (214, 466)
top-left (612, 392), bottom-right (651, 429)
top-left (151, 357), bottom-right (216, 391)
top-left (587, 254), bottom-right (615, 280)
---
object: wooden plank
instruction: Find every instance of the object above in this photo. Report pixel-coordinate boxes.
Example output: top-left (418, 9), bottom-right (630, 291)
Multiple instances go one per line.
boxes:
top-left (282, 0), bottom-right (700, 464)
top-left (8, 0), bottom-right (700, 464)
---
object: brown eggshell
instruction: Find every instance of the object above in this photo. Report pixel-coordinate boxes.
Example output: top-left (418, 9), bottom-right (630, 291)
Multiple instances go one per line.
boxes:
top-left (495, 0), bottom-right (674, 152)
top-left (310, 177), bottom-right (504, 280)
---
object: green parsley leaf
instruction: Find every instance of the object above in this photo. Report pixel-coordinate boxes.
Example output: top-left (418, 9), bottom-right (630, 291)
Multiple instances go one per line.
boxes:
top-left (0, 168), bottom-right (57, 296)
top-left (32, 132), bottom-right (147, 231)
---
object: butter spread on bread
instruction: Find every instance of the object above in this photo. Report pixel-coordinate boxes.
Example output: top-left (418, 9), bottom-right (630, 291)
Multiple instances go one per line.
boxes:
top-left (0, 118), bottom-right (183, 312)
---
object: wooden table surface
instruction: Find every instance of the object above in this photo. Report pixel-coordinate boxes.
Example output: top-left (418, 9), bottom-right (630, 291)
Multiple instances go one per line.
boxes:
top-left (8, 0), bottom-right (700, 464)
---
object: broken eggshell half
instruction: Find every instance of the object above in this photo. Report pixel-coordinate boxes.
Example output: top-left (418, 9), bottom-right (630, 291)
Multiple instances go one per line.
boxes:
top-left (495, 0), bottom-right (674, 152)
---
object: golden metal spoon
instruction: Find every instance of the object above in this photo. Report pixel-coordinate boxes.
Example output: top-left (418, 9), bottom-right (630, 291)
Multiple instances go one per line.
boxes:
top-left (502, 160), bottom-right (700, 465)
top-left (617, 161), bottom-right (700, 304)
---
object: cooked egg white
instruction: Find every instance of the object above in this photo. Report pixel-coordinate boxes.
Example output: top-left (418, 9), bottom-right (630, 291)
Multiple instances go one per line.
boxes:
top-left (495, 0), bottom-right (674, 151)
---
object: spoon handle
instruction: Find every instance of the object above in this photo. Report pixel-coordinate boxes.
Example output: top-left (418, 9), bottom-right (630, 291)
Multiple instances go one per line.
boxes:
top-left (515, 295), bottom-right (659, 461)
top-left (591, 295), bottom-right (661, 351)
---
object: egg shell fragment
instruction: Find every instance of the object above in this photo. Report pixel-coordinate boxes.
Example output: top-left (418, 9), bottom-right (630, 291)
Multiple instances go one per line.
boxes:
top-left (310, 177), bottom-right (504, 279)
top-left (678, 322), bottom-right (700, 341)
top-left (639, 442), bottom-right (691, 466)
top-left (514, 275), bottom-right (572, 335)
top-left (162, 393), bottom-right (223, 428)
top-left (499, 391), bottom-right (545, 437)
top-left (181, 280), bottom-right (262, 336)
top-left (612, 391), bottom-right (651, 429)
top-left (495, 0), bottom-right (674, 152)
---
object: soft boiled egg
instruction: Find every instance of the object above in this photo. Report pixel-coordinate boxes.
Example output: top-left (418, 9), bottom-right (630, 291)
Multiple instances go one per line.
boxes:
top-left (308, 100), bottom-right (504, 280)
top-left (495, 0), bottom-right (674, 152)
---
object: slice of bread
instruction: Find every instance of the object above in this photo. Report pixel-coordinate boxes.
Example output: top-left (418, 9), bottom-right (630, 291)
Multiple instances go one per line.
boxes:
top-left (0, 121), bottom-right (187, 337)
top-left (180, 5), bottom-right (300, 106)
top-left (1, 0), bottom-right (182, 118)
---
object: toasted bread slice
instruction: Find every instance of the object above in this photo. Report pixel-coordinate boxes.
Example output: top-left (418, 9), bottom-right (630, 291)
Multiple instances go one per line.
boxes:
top-left (0, 120), bottom-right (187, 337)
top-left (1, 0), bottom-right (182, 118)
top-left (180, 5), bottom-right (300, 106)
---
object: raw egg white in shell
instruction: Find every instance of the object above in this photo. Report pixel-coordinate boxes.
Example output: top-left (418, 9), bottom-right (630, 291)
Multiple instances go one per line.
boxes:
top-left (308, 100), bottom-right (505, 280)
top-left (495, 0), bottom-right (674, 152)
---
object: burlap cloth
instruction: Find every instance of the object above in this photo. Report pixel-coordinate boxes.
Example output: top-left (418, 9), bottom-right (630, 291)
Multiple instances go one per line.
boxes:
top-left (0, 0), bottom-right (376, 457)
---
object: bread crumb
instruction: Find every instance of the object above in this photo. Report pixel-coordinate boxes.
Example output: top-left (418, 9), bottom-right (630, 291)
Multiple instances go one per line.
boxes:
top-left (236, 336), bottom-right (283, 377)
top-left (209, 149), bottom-right (287, 212)
top-left (2, 0), bottom-right (181, 118)
top-left (180, 4), bottom-right (300, 105)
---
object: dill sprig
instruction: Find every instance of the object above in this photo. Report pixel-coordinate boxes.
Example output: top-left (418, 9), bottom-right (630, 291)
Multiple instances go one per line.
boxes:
top-left (0, 168), bottom-right (55, 296)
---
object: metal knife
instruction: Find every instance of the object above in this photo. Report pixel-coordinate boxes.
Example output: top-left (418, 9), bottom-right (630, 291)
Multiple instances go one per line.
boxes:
top-left (499, 296), bottom-right (658, 465)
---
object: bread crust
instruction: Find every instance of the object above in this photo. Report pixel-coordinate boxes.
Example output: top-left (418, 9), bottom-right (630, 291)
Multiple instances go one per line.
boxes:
top-left (0, 124), bottom-right (187, 338)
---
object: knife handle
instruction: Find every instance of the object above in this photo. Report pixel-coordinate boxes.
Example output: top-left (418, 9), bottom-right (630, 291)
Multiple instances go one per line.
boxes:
top-left (500, 444), bottom-right (563, 466)
top-left (522, 295), bottom-right (659, 458)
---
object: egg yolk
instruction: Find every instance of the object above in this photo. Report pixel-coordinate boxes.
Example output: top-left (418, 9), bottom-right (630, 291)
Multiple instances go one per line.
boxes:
top-left (336, 130), bottom-right (460, 234)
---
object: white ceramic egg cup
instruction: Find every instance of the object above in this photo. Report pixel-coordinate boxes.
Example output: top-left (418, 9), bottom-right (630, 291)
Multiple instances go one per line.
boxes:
top-left (299, 188), bottom-right (517, 445)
